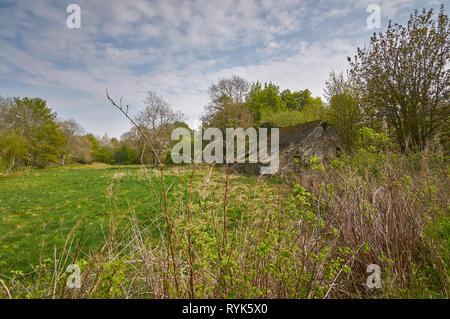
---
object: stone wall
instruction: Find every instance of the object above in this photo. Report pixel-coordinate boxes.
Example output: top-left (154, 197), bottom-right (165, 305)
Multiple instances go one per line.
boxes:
top-left (233, 121), bottom-right (344, 175)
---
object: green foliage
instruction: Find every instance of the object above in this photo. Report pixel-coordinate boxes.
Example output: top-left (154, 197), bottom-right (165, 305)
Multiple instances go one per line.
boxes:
top-left (95, 146), bottom-right (113, 163)
top-left (358, 127), bottom-right (391, 152)
top-left (0, 97), bottom-right (66, 171)
top-left (323, 71), bottom-right (363, 149)
top-left (20, 98), bottom-right (66, 167)
top-left (280, 89), bottom-right (314, 111)
top-left (86, 134), bottom-right (99, 151)
top-left (259, 95), bottom-right (325, 128)
top-left (309, 156), bottom-right (324, 172)
top-left (328, 128), bottom-right (392, 179)
top-left (113, 144), bottom-right (138, 165)
top-left (85, 134), bottom-right (100, 160)
top-left (0, 129), bottom-right (28, 171)
top-left (86, 134), bottom-right (119, 164)
top-left (93, 257), bottom-right (127, 298)
top-left (1, 5), bottom-right (449, 297)
top-left (204, 101), bottom-right (254, 130)
top-left (349, 6), bottom-right (449, 151)
top-left (246, 82), bottom-right (286, 124)
top-left (328, 93), bottom-right (361, 148)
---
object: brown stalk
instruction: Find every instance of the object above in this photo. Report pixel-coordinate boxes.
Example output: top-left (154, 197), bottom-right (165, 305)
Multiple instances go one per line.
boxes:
top-left (36, 220), bottom-right (46, 294)
top-left (106, 89), bottom-right (179, 291)
top-left (186, 165), bottom-right (196, 298)
top-left (0, 279), bottom-right (11, 299)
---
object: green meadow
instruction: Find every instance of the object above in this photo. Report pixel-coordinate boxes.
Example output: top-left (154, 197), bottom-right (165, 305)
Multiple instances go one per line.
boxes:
top-left (0, 165), bottom-right (188, 270)
top-left (0, 165), bottom-right (163, 271)
top-left (0, 165), bottom-right (280, 273)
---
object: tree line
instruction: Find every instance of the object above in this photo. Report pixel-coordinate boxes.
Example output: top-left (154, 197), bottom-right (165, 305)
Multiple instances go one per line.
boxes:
top-left (0, 93), bottom-right (189, 173)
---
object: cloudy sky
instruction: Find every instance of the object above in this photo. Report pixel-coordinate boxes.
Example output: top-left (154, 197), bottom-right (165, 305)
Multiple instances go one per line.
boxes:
top-left (0, 0), bottom-right (444, 138)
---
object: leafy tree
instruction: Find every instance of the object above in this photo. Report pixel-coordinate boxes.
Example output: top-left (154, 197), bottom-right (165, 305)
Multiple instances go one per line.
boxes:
top-left (246, 82), bottom-right (286, 123)
top-left (0, 97), bottom-right (66, 169)
top-left (260, 106), bottom-right (325, 128)
top-left (324, 71), bottom-right (362, 149)
top-left (86, 134), bottom-right (101, 159)
top-left (95, 146), bottom-right (113, 163)
top-left (21, 98), bottom-right (66, 167)
top-left (0, 129), bottom-right (28, 173)
top-left (113, 144), bottom-right (138, 165)
top-left (85, 134), bottom-right (117, 164)
top-left (258, 86), bottom-right (325, 128)
top-left (349, 6), bottom-right (449, 151)
top-left (120, 128), bottom-right (151, 163)
top-left (281, 89), bottom-right (315, 111)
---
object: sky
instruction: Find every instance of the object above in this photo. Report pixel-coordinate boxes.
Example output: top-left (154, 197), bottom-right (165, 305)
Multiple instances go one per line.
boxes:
top-left (0, 0), bottom-right (444, 138)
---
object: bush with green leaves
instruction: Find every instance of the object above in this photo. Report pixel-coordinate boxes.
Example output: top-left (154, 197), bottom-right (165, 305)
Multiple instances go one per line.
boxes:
top-left (0, 97), bottom-right (66, 172)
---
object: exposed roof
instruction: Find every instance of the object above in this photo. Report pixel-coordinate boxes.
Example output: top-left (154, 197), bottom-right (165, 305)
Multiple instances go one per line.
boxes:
top-left (278, 120), bottom-right (323, 148)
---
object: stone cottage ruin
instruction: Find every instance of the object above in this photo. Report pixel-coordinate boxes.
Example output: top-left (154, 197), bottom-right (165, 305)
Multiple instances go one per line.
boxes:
top-left (234, 120), bottom-right (344, 175)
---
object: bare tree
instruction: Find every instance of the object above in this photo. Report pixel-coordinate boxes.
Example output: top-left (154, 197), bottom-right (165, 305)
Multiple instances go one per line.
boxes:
top-left (59, 118), bottom-right (92, 164)
top-left (202, 75), bottom-right (250, 126)
top-left (206, 101), bottom-right (254, 130)
top-left (120, 127), bottom-right (140, 144)
top-left (0, 96), bottom-right (13, 134)
top-left (208, 75), bottom-right (250, 104)
top-left (135, 91), bottom-right (185, 166)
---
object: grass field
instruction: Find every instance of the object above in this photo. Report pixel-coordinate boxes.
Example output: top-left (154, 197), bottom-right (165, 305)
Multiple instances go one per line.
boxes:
top-left (0, 164), bottom-right (282, 274)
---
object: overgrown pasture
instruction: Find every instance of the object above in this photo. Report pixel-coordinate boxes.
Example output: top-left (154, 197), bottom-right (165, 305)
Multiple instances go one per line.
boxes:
top-left (0, 151), bottom-right (448, 299)
top-left (0, 164), bottom-right (281, 275)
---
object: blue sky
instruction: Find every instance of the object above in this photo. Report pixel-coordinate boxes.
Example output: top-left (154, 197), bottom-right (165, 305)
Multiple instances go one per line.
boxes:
top-left (0, 0), bottom-right (444, 138)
